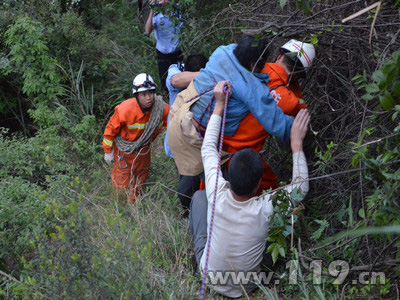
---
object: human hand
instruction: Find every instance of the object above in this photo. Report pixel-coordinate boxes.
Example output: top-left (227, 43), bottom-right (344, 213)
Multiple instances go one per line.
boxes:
top-left (290, 109), bottom-right (310, 153)
top-left (213, 81), bottom-right (231, 104)
top-left (149, 0), bottom-right (159, 9)
top-left (213, 81), bottom-right (231, 116)
top-left (104, 152), bottom-right (114, 165)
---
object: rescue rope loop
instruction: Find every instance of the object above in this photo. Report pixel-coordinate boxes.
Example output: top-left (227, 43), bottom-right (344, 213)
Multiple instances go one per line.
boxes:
top-left (200, 83), bottom-right (230, 300)
top-left (115, 95), bottom-right (165, 154)
top-left (196, 94), bottom-right (216, 140)
top-left (184, 77), bottom-right (218, 105)
top-left (184, 78), bottom-right (222, 141)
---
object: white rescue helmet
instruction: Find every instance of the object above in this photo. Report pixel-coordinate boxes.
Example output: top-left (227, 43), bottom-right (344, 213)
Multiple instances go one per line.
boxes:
top-left (132, 73), bottom-right (157, 94)
top-left (280, 39), bottom-right (315, 69)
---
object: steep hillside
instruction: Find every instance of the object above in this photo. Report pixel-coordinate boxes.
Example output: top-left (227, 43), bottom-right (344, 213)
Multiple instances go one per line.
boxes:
top-left (0, 0), bottom-right (399, 298)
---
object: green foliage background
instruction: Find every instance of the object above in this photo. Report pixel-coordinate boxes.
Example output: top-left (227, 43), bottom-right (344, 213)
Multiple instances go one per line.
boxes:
top-left (0, 0), bottom-right (399, 298)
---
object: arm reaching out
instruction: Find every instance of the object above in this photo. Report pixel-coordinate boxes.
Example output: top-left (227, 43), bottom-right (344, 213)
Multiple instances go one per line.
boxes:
top-left (212, 80), bottom-right (232, 117)
top-left (171, 71), bottom-right (200, 89)
top-left (290, 109), bottom-right (310, 153)
top-left (202, 80), bottom-right (232, 202)
top-left (285, 109), bottom-right (310, 196)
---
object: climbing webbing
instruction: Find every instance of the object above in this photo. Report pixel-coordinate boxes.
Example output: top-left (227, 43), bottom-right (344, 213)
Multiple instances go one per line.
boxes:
top-left (199, 83), bottom-right (230, 300)
top-left (115, 95), bottom-right (164, 154)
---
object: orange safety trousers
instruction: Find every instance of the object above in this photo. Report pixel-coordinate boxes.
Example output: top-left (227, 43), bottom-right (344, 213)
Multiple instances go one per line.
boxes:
top-left (111, 145), bottom-right (151, 202)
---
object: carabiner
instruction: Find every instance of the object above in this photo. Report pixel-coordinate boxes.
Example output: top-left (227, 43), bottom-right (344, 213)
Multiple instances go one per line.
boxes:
top-left (118, 151), bottom-right (128, 169)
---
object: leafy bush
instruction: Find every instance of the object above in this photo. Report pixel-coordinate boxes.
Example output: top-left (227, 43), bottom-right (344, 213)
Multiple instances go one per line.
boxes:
top-left (354, 50), bottom-right (400, 111)
top-left (0, 177), bottom-right (47, 272)
top-left (350, 49), bottom-right (400, 253)
top-left (266, 188), bottom-right (304, 264)
top-left (6, 160), bottom-right (198, 298)
top-left (4, 16), bottom-right (64, 104)
top-left (2, 0), bottom-right (400, 299)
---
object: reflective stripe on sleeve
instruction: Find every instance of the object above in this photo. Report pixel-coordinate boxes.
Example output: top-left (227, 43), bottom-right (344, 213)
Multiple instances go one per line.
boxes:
top-left (127, 122), bottom-right (148, 130)
top-left (103, 138), bottom-right (113, 147)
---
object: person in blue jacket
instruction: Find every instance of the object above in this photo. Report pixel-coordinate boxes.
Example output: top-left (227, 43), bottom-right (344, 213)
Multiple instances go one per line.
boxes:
top-left (145, 0), bottom-right (183, 91)
top-left (165, 54), bottom-right (208, 218)
top-left (165, 54), bottom-right (208, 157)
top-left (167, 35), bottom-right (294, 177)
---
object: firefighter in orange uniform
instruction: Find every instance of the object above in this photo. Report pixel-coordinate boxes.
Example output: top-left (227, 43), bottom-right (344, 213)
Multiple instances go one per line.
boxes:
top-left (223, 39), bottom-right (315, 194)
top-left (102, 73), bottom-right (169, 202)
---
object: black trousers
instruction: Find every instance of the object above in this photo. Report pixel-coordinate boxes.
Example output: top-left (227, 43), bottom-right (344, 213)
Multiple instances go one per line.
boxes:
top-left (177, 175), bottom-right (201, 218)
top-left (156, 49), bottom-right (183, 92)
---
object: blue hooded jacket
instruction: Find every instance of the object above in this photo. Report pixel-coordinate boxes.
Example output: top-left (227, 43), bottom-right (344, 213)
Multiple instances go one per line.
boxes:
top-left (190, 44), bottom-right (293, 141)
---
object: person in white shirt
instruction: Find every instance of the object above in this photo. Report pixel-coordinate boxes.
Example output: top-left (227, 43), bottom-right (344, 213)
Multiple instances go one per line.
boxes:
top-left (189, 80), bottom-right (310, 298)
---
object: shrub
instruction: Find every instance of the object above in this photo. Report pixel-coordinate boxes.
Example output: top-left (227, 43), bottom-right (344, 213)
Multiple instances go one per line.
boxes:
top-left (0, 176), bottom-right (48, 272)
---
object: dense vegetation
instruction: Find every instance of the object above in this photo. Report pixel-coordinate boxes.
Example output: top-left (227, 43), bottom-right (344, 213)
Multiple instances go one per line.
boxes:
top-left (0, 0), bottom-right (399, 298)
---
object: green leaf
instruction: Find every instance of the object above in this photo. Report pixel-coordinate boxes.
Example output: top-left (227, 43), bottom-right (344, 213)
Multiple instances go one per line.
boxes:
top-left (277, 235), bottom-right (287, 247)
top-left (392, 80), bottom-right (400, 97)
top-left (290, 187), bottom-right (303, 202)
top-left (309, 34), bottom-right (318, 46)
top-left (312, 219), bottom-right (329, 240)
top-left (348, 196), bottom-right (354, 227)
top-left (283, 225), bottom-right (292, 237)
top-left (372, 70), bottom-right (386, 84)
top-left (280, 0), bottom-right (287, 10)
top-left (361, 93), bottom-right (374, 101)
top-left (271, 246), bottom-right (279, 264)
top-left (358, 208), bottom-right (365, 219)
top-left (365, 84), bottom-right (380, 93)
top-left (277, 244), bottom-right (286, 257)
top-left (380, 92), bottom-right (394, 111)
top-left (276, 214), bottom-right (285, 227)
top-left (392, 111), bottom-right (398, 122)
top-left (267, 242), bottom-right (275, 253)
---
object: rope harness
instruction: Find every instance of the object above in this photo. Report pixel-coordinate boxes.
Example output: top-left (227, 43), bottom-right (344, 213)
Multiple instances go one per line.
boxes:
top-left (198, 83), bottom-right (230, 300)
top-left (115, 95), bottom-right (164, 168)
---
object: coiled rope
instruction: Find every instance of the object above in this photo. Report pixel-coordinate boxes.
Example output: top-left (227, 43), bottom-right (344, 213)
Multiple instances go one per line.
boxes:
top-left (200, 83), bottom-right (230, 300)
top-left (115, 95), bottom-right (164, 154)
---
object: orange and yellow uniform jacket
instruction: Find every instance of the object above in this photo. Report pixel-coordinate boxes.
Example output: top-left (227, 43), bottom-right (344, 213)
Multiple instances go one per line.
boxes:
top-left (102, 98), bottom-right (169, 201)
top-left (223, 62), bottom-right (306, 193)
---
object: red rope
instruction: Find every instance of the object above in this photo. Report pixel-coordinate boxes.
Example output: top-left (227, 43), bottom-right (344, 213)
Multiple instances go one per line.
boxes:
top-left (184, 79), bottom-right (218, 140)
top-left (200, 83), bottom-right (230, 299)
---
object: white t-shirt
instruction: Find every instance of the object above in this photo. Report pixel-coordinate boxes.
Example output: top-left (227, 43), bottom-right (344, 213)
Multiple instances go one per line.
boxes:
top-left (200, 114), bottom-right (309, 298)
